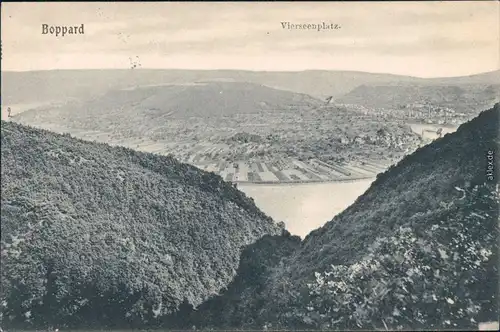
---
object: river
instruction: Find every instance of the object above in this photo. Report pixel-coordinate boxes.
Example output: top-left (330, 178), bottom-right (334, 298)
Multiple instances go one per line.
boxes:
top-left (239, 179), bottom-right (375, 238)
top-left (239, 122), bottom-right (460, 239)
top-left (408, 123), bottom-right (459, 140)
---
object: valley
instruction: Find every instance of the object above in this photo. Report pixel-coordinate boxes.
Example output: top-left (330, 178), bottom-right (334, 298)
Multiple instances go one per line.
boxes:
top-left (40, 125), bottom-right (392, 185)
top-left (2, 0), bottom-right (499, 328)
top-left (9, 81), bottom-right (433, 185)
top-left (6, 70), bottom-right (497, 187)
top-left (1, 67), bottom-right (498, 331)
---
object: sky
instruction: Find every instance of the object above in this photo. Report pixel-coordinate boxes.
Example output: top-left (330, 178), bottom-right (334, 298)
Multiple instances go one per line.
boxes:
top-left (1, 1), bottom-right (499, 77)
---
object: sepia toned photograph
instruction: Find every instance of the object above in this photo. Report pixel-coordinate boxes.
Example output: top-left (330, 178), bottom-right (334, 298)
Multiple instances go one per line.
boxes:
top-left (0, 1), bottom-right (499, 331)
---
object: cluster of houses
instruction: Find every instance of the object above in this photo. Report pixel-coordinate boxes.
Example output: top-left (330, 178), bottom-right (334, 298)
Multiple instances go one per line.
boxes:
top-left (401, 103), bottom-right (470, 124)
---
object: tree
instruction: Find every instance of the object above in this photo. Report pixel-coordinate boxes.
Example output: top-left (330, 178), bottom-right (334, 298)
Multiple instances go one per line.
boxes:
top-left (293, 184), bottom-right (498, 330)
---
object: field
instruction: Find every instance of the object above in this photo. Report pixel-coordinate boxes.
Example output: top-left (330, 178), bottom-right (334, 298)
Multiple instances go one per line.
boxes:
top-left (9, 81), bottom-right (459, 185)
top-left (10, 103), bottom-right (433, 185)
top-left (37, 125), bottom-right (391, 184)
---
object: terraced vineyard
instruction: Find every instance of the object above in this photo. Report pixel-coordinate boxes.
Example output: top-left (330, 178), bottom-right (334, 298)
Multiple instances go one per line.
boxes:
top-left (11, 97), bottom-right (422, 185)
top-left (196, 158), bottom-right (388, 184)
top-left (140, 150), bottom-right (388, 184)
top-left (13, 111), bottom-right (410, 184)
top-left (52, 129), bottom-right (390, 183)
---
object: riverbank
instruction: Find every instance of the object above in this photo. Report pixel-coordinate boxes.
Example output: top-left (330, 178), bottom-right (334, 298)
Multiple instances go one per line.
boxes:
top-left (233, 175), bottom-right (375, 186)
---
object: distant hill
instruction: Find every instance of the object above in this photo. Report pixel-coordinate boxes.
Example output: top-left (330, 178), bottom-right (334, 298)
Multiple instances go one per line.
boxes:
top-left (12, 81), bottom-right (321, 137)
top-left (183, 104), bottom-right (499, 330)
top-left (337, 83), bottom-right (500, 112)
top-left (2, 69), bottom-right (499, 107)
top-left (424, 70), bottom-right (500, 85)
top-left (0, 121), bottom-right (281, 329)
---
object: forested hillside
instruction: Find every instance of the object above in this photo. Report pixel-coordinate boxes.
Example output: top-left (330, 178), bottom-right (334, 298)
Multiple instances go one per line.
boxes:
top-left (0, 121), bottom-right (281, 329)
top-left (337, 84), bottom-right (500, 113)
top-left (182, 231), bottom-right (302, 330)
top-left (12, 82), bottom-right (321, 138)
top-left (2, 104), bottom-right (498, 330)
top-left (185, 104), bottom-right (499, 330)
top-left (3, 69), bottom-right (498, 107)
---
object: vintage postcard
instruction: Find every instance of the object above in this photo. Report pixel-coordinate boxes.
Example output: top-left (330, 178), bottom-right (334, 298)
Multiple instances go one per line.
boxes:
top-left (1, 1), bottom-right (499, 331)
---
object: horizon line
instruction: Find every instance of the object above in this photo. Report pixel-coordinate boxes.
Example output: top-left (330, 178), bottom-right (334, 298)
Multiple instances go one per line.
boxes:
top-left (2, 67), bottom-right (499, 80)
